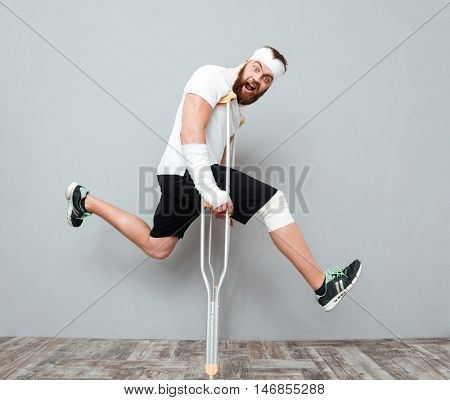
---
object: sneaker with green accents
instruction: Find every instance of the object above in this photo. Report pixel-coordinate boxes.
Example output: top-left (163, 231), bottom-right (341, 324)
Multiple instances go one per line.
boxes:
top-left (316, 259), bottom-right (362, 312)
top-left (65, 181), bottom-right (92, 227)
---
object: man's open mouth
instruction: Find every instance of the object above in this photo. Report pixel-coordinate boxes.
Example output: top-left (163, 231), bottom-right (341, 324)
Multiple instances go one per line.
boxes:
top-left (244, 82), bottom-right (257, 93)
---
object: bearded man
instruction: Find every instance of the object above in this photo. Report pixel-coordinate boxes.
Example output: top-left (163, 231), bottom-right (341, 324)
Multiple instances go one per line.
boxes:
top-left (65, 46), bottom-right (362, 311)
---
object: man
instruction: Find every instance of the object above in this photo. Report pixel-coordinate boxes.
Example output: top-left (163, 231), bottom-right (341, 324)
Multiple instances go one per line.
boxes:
top-left (65, 46), bottom-right (361, 311)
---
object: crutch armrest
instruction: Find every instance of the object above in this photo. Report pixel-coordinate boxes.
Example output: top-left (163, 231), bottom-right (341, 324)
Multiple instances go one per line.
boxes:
top-left (217, 92), bottom-right (237, 104)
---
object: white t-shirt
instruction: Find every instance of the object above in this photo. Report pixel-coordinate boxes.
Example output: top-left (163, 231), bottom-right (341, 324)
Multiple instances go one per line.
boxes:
top-left (156, 65), bottom-right (246, 176)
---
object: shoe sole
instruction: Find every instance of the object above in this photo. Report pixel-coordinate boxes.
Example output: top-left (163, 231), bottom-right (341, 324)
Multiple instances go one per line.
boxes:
top-left (323, 262), bottom-right (362, 312)
top-left (65, 181), bottom-right (79, 227)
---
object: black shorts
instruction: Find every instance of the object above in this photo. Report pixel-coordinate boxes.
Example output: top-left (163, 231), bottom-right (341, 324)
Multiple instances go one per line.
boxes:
top-left (150, 164), bottom-right (278, 239)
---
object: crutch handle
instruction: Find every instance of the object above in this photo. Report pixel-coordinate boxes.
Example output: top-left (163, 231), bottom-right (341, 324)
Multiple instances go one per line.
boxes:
top-left (203, 201), bottom-right (213, 209)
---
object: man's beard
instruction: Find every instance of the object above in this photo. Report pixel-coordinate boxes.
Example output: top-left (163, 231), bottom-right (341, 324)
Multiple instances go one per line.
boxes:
top-left (232, 65), bottom-right (268, 105)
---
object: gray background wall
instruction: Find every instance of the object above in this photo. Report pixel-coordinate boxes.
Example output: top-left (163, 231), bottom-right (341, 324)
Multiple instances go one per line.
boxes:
top-left (1, 0), bottom-right (449, 341)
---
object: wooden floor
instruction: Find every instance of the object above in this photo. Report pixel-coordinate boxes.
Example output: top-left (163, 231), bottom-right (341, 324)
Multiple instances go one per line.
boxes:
top-left (0, 337), bottom-right (448, 380)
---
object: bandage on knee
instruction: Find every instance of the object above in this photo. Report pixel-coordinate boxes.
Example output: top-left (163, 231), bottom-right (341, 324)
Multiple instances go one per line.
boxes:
top-left (256, 190), bottom-right (294, 232)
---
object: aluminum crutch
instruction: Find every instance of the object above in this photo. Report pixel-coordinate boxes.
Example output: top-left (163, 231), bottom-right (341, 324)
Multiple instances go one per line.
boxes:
top-left (200, 92), bottom-right (237, 379)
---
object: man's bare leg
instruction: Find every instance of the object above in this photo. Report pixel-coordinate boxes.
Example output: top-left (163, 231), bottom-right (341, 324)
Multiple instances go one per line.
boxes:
top-left (84, 194), bottom-right (178, 260)
top-left (269, 222), bottom-right (325, 290)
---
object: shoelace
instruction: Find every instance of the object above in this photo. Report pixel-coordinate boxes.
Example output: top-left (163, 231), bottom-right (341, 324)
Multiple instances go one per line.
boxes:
top-left (326, 266), bottom-right (346, 280)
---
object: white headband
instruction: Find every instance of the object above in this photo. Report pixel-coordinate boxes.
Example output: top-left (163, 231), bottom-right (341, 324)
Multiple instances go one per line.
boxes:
top-left (249, 47), bottom-right (285, 81)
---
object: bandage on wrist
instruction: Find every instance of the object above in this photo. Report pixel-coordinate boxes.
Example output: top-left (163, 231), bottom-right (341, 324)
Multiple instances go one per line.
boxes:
top-left (182, 143), bottom-right (231, 208)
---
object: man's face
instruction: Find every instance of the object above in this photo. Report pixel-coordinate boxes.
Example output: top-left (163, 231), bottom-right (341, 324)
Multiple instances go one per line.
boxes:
top-left (233, 60), bottom-right (274, 105)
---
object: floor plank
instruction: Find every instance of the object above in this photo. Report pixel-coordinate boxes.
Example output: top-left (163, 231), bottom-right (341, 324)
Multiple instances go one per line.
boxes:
top-left (0, 337), bottom-right (448, 380)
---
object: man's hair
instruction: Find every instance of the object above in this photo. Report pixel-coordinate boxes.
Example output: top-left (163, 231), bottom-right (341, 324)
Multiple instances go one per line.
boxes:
top-left (264, 45), bottom-right (288, 73)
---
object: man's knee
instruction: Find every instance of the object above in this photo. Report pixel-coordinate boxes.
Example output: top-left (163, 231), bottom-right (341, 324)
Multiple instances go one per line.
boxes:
top-left (145, 237), bottom-right (177, 260)
top-left (256, 190), bottom-right (295, 232)
top-left (146, 247), bottom-right (172, 260)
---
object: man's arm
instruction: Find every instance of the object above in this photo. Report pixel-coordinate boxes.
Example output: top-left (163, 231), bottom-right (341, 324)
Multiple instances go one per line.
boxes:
top-left (180, 94), bottom-right (212, 145)
top-left (180, 94), bottom-right (233, 217)
top-left (181, 93), bottom-right (233, 166)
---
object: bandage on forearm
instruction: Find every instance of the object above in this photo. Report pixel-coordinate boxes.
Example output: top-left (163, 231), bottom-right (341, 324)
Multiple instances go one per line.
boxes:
top-left (182, 143), bottom-right (231, 208)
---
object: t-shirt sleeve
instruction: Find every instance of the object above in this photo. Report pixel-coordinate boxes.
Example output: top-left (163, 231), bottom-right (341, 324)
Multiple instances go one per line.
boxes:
top-left (183, 66), bottom-right (223, 109)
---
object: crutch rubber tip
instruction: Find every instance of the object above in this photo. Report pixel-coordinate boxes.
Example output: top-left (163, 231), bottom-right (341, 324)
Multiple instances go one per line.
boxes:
top-left (205, 364), bottom-right (218, 376)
